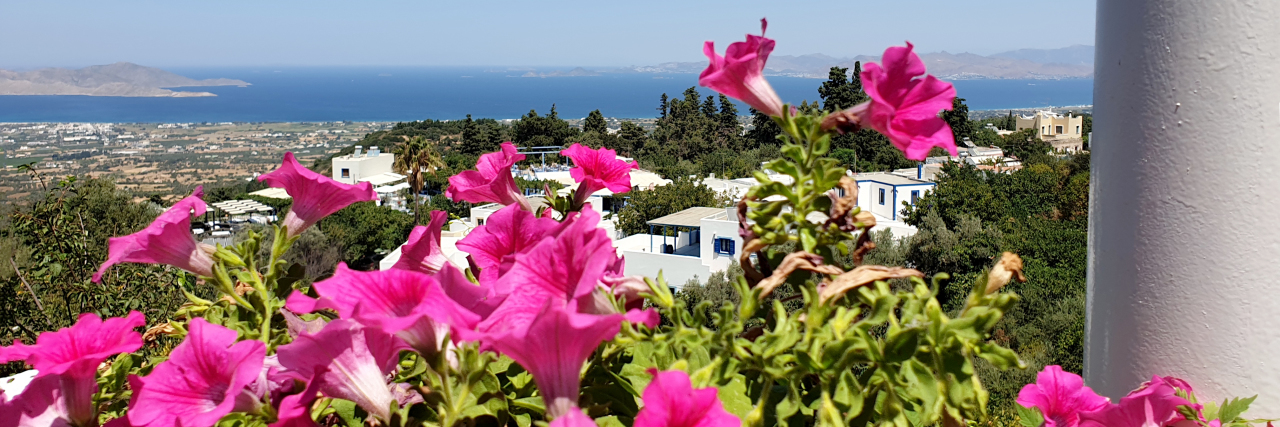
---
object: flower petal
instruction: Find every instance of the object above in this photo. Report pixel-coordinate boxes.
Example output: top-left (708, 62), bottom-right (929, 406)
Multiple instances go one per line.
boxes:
top-left (94, 188), bottom-right (212, 281)
top-left (258, 152), bottom-right (377, 238)
top-left (128, 319), bottom-right (266, 427)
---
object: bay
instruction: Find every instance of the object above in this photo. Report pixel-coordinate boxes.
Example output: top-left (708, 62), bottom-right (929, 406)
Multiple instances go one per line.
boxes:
top-left (0, 67), bottom-right (1092, 123)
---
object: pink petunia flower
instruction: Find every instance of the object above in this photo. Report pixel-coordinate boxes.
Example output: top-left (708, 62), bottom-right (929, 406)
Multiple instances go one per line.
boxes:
top-left (258, 152), bottom-right (377, 238)
top-left (548, 410), bottom-right (596, 427)
top-left (286, 262), bottom-right (481, 358)
top-left (391, 210), bottom-right (451, 274)
top-left (699, 18), bottom-right (784, 117)
top-left (1079, 379), bottom-right (1191, 427)
top-left (469, 301), bottom-right (629, 420)
top-left (455, 203), bottom-right (559, 285)
top-left (858, 42), bottom-right (958, 161)
top-left (275, 319), bottom-right (409, 421)
top-left (93, 187), bottom-right (213, 282)
top-left (269, 366), bottom-right (326, 427)
top-left (0, 311), bottom-right (145, 426)
top-left (0, 374), bottom-right (73, 427)
top-left (446, 142), bottom-right (532, 211)
top-left (128, 318), bottom-right (266, 427)
top-left (634, 369), bottom-right (742, 427)
top-left (501, 208), bottom-right (618, 306)
top-left (1016, 365), bottom-right (1109, 427)
top-left (561, 143), bottom-right (639, 206)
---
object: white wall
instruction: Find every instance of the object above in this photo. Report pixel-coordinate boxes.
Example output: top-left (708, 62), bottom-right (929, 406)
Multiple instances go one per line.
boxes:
top-left (332, 154), bottom-right (394, 184)
top-left (699, 216), bottom-right (741, 272)
top-left (861, 181), bottom-right (897, 220)
top-left (1089, 0), bottom-right (1280, 411)
top-left (622, 250), bottom-right (712, 288)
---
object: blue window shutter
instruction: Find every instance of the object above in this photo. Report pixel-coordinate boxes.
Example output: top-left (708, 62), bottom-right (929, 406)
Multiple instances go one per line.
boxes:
top-left (729, 239), bottom-right (736, 255)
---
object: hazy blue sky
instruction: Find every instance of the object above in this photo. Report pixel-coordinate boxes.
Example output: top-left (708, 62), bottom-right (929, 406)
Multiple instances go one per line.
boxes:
top-left (1, 0), bottom-right (1096, 68)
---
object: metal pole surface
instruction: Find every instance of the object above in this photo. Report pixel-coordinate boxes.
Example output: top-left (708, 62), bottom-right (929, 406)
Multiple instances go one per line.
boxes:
top-left (1089, 0), bottom-right (1280, 411)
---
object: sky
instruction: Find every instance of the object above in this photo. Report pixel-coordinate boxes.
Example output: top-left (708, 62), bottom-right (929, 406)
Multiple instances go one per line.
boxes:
top-left (0, 0), bottom-right (1097, 68)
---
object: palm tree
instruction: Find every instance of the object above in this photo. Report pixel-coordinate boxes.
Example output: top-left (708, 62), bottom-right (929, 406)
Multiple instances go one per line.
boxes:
top-left (393, 137), bottom-right (446, 224)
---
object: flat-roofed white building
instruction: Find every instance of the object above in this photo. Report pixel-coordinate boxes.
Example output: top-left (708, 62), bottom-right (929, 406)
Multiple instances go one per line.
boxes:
top-left (332, 145), bottom-right (394, 184)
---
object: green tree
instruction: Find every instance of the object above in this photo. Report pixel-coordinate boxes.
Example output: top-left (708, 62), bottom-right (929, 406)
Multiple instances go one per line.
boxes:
top-left (744, 108), bottom-right (781, 150)
top-left (2, 177), bottom-right (210, 375)
top-left (818, 66), bottom-right (857, 111)
top-left (616, 177), bottom-right (730, 235)
top-left (616, 121), bottom-right (648, 155)
top-left (513, 106), bottom-right (580, 147)
top-left (393, 136), bottom-right (446, 224)
top-left (317, 201), bottom-right (415, 269)
top-left (583, 109), bottom-right (608, 134)
top-left (942, 97), bottom-right (975, 144)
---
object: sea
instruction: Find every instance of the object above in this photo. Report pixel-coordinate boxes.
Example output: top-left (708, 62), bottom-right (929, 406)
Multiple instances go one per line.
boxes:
top-left (0, 67), bottom-right (1093, 123)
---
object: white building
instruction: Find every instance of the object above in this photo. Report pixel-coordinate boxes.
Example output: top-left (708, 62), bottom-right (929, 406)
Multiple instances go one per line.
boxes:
top-left (616, 207), bottom-right (742, 287)
top-left (853, 172), bottom-right (935, 223)
top-left (332, 145), bottom-right (395, 185)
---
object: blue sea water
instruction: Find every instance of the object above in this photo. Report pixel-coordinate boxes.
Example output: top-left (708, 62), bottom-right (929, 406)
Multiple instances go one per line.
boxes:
top-left (0, 67), bottom-right (1092, 123)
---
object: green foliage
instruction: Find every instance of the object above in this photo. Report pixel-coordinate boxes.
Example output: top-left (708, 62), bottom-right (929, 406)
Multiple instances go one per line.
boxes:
top-left (513, 105), bottom-right (580, 147)
top-left (316, 201), bottom-right (416, 268)
top-left (900, 155), bottom-right (1091, 421)
top-left (818, 65), bottom-right (866, 112)
top-left (994, 129), bottom-right (1052, 164)
top-left (584, 109), bottom-right (608, 134)
top-left (616, 177), bottom-right (731, 236)
top-left (942, 98), bottom-right (975, 144)
top-left (0, 177), bottom-right (210, 375)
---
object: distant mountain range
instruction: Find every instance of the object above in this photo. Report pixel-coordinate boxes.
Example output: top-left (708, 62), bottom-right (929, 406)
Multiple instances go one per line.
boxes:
top-left (0, 62), bottom-right (249, 97)
top-left (614, 46), bottom-right (1095, 80)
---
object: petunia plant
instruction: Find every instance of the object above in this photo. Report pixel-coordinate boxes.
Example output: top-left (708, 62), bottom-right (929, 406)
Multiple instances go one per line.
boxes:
top-left (5, 18), bottom-right (1248, 427)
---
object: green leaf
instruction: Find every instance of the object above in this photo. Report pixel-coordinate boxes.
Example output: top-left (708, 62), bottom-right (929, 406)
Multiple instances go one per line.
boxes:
top-left (883, 327), bottom-right (922, 363)
top-left (974, 343), bottom-right (1024, 369)
top-left (594, 415), bottom-right (627, 427)
top-left (459, 370), bottom-right (510, 425)
top-left (902, 359), bottom-right (942, 423)
top-left (1016, 405), bottom-right (1045, 427)
top-left (511, 397), bottom-right (546, 414)
top-left (329, 399), bottom-right (363, 427)
top-left (1218, 395), bottom-right (1257, 422)
top-left (718, 375), bottom-right (755, 417)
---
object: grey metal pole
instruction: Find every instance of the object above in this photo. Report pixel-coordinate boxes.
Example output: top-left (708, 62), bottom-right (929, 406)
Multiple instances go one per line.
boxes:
top-left (1088, 0), bottom-right (1280, 411)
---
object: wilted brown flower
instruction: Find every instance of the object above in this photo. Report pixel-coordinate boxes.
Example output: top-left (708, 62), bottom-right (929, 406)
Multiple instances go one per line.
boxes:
top-left (819, 265), bottom-right (923, 304)
top-left (819, 102), bottom-right (870, 135)
top-left (986, 252), bottom-right (1026, 294)
top-left (758, 251), bottom-right (844, 298)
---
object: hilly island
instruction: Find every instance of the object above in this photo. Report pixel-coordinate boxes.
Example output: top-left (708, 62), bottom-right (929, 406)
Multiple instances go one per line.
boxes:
top-left (0, 62), bottom-right (249, 97)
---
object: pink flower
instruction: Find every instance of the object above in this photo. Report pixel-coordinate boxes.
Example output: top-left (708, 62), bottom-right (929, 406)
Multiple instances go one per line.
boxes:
top-left (549, 411), bottom-right (596, 427)
top-left (699, 18), bottom-right (784, 117)
top-left (0, 311), bottom-right (145, 426)
top-left (446, 142), bottom-right (531, 211)
top-left (1016, 365), bottom-right (1109, 427)
top-left (502, 208), bottom-right (618, 306)
top-left (470, 301), bottom-right (628, 420)
top-left (128, 319), bottom-right (266, 427)
top-left (269, 370), bottom-right (324, 427)
top-left (286, 262), bottom-right (481, 358)
top-left (859, 42), bottom-right (958, 160)
top-left (455, 203), bottom-right (559, 285)
top-left (94, 187), bottom-right (213, 282)
top-left (275, 319), bottom-right (408, 421)
top-left (634, 369), bottom-right (741, 427)
top-left (391, 210), bottom-right (450, 274)
top-left (1079, 379), bottom-right (1191, 427)
top-left (258, 152), bottom-right (377, 238)
top-left (0, 374), bottom-right (73, 427)
top-left (561, 143), bottom-right (639, 206)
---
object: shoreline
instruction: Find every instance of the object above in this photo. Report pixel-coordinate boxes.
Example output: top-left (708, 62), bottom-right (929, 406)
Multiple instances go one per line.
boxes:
top-left (0, 105), bottom-right (1094, 125)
